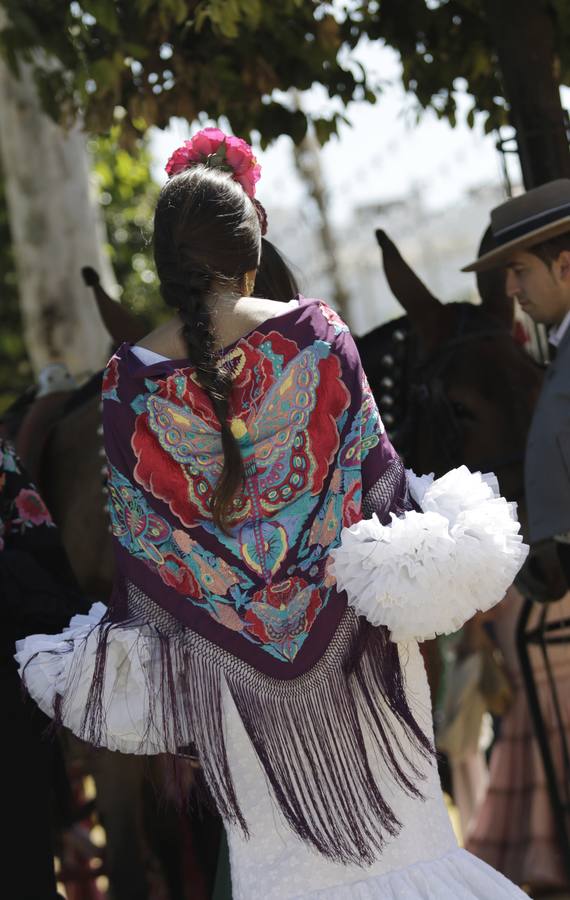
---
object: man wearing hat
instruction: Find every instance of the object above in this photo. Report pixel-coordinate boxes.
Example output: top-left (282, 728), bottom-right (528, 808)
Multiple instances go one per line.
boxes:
top-left (464, 179), bottom-right (570, 573)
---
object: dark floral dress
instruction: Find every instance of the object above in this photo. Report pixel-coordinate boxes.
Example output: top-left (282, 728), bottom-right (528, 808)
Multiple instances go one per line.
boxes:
top-left (0, 438), bottom-right (86, 900)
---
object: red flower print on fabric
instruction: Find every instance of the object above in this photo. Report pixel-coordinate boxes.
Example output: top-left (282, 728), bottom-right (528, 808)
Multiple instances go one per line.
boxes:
top-left (158, 553), bottom-right (203, 598)
top-left (14, 488), bottom-right (52, 527)
top-left (102, 355), bottom-right (120, 402)
top-left (342, 480), bottom-right (361, 526)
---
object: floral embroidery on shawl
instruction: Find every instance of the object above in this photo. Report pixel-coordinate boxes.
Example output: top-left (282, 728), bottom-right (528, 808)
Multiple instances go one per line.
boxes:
top-left (317, 301), bottom-right (350, 334)
top-left (102, 355), bottom-right (120, 402)
top-left (104, 312), bottom-right (371, 662)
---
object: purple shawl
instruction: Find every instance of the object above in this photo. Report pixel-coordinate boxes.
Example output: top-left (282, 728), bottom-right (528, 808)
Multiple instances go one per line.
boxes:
top-left (94, 296), bottom-right (432, 864)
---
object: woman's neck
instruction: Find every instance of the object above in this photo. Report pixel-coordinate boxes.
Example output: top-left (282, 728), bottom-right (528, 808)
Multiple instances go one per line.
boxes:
top-left (137, 295), bottom-right (293, 358)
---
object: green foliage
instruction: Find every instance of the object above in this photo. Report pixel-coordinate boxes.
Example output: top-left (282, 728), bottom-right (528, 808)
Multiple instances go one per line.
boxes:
top-left (0, 0), bottom-right (359, 146)
top-left (91, 128), bottom-right (164, 324)
top-left (2, 0), bottom-right (567, 144)
top-left (353, 0), bottom-right (570, 133)
top-left (350, 0), bottom-right (509, 132)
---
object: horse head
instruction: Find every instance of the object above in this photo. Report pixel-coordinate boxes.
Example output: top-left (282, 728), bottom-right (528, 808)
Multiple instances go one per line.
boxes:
top-left (362, 230), bottom-right (568, 601)
top-left (364, 230), bottom-right (544, 507)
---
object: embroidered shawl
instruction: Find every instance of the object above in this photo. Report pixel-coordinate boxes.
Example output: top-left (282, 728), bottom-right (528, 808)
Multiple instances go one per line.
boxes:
top-left (102, 297), bottom-right (409, 671)
top-left (26, 297), bottom-right (434, 865)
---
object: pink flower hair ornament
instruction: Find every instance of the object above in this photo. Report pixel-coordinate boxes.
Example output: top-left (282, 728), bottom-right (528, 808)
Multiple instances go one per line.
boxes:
top-left (165, 127), bottom-right (261, 200)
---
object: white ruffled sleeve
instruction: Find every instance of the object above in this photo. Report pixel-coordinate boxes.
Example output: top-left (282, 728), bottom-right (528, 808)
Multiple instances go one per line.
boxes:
top-left (14, 602), bottom-right (189, 754)
top-left (329, 465), bottom-right (528, 642)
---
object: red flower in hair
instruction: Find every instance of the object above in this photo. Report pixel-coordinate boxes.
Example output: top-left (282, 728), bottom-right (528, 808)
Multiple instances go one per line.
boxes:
top-left (165, 128), bottom-right (261, 199)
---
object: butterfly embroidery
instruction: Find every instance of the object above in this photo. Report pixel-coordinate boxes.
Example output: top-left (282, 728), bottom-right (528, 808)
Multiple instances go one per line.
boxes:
top-left (244, 578), bottom-right (322, 661)
top-left (122, 323), bottom-right (354, 660)
top-left (147, 346), bottom-right (325, 511)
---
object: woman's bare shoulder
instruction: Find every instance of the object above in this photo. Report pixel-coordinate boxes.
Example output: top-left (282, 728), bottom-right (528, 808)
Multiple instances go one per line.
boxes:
top-left (135, 315), bottom-right (186, 358)
top-left (135, 297), bottom-right (298, 358)
top-left (235, 295), bottom-right (299, 323)
top-left (211, 296), bottom-right (299, 349)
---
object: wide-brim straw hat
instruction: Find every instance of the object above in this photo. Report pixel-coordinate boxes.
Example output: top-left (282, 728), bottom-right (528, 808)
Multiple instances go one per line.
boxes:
top-left (462, 179), bottom-right (570, 272)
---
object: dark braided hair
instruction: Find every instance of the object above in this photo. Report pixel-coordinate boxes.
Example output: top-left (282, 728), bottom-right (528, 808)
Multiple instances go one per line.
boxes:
top-left (154, 165), bottom-right (261, 533)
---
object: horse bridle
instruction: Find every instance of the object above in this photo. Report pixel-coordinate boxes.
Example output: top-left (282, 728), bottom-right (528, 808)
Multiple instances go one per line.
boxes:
top-left (406, 312), bottom-right (530, 475)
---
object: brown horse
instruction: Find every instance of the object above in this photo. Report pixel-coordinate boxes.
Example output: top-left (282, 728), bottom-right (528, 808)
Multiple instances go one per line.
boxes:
top-left (40, 388), bottom-right (114, 601)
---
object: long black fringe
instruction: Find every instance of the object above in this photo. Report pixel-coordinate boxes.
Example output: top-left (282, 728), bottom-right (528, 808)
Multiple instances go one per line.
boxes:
top-left (37, 584), bottom-right (434, 867)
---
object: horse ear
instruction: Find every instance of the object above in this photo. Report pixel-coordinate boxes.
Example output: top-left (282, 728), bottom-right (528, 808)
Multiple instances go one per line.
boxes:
top-left (82, 267), bottom-right (148, 344)
top-left (375, 229), bottom-right (445, 351)
top-left (475, 226), bottom-right (515, 330)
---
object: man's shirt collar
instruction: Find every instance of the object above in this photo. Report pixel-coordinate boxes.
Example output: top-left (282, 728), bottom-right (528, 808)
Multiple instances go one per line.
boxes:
top-left (549, 310), bottom-right (570, 347)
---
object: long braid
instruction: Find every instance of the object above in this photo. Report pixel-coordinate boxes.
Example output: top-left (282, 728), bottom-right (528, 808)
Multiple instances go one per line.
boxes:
top-left (155, 166), bottom-right (257, 533)
top-left (176, 290), bottom-right (245, 534)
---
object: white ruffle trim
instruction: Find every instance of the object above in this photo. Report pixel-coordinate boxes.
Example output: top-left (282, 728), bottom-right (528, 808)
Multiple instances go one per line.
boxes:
top-left (14, 603), bottom-right (188, 754)
top-left (329, 466), bottom-right (528, 642)
top-left (295, 848), bottom-right (527, 899)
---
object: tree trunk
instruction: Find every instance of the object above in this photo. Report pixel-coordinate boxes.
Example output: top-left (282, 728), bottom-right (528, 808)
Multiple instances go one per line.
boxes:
top-left (293, 132), bottom-right (351, 323)
top-left (0, 51), bottom-right (114, 378)
top-left (486, 0), bottom-right (570, 189)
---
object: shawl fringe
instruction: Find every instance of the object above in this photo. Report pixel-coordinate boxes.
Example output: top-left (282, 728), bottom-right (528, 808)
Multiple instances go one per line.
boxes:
top-left (17, 581), bottom-right (434, 866)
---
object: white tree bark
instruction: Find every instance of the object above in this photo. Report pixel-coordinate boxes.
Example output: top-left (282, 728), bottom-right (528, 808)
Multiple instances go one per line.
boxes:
top-left (0, 51), bottom-right (115, 377)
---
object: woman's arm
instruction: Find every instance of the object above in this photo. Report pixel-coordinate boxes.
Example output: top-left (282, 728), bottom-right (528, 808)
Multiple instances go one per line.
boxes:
top-left (328, 332), bottom-right (528, 643)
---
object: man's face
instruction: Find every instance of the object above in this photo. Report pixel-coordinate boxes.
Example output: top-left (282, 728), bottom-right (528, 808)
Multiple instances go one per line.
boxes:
top-left (504, 249), bottom-right (570, 325)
